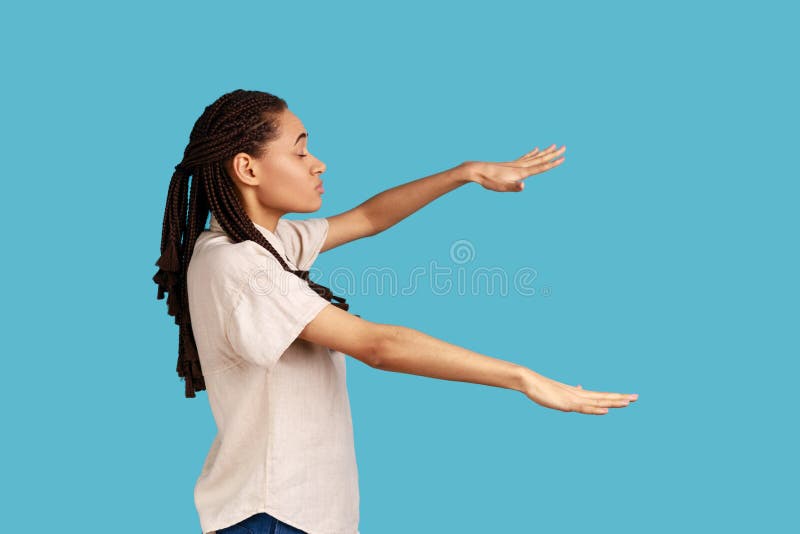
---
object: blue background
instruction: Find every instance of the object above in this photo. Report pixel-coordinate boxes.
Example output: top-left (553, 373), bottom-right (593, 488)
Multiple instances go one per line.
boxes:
top-left (2, 1), bottom-right (797, 532)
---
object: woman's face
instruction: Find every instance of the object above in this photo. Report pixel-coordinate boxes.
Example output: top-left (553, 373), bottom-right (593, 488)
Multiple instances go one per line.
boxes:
top-left (226, 107), bottom-right (326, 215)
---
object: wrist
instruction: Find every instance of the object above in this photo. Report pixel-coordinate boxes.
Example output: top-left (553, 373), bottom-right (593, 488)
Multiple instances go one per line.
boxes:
top-left (516, 366), bottom-right (541, 394)
top-left (456, 161), bottom-right (480, 185)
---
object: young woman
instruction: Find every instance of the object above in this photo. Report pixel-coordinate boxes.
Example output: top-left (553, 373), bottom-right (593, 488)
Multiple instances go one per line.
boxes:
top-left (153, 89), bottom-right (638, 534)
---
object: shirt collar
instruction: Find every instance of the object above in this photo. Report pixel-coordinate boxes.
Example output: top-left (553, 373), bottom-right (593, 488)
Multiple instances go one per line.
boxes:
top-left (209, 213), bottom-right (292, 267)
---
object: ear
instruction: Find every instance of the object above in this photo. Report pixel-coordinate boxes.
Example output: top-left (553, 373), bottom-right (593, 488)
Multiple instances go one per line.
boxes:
top-left (226, 152), bottom-right (259, 187)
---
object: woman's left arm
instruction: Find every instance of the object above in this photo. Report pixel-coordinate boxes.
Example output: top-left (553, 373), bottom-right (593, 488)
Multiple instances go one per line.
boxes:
top-left (321, 144), bottom-right (565, 252)
top-left (361, 162), bottom-right (473, 231)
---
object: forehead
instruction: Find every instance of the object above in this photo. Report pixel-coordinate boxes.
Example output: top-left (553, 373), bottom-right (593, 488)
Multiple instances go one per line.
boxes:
top-left (280, 109), bottom-right (306, 137)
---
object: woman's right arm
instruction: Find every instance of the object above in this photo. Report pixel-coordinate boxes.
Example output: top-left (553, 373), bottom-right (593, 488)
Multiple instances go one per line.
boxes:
top-left (299, 304), bottom-right (638, 415)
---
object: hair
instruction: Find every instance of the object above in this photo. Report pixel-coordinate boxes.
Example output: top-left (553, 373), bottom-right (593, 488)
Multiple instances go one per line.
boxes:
top-left (153, 89), bottom-right (351, 398)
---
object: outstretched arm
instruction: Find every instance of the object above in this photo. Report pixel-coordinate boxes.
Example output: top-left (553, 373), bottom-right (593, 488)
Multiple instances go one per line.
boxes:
top-left (320, 144), bottom-right (567, 253)
top-left (299, 303), bottom-right (638, 416)
top-left (320, 163), bottom-right (472, 253)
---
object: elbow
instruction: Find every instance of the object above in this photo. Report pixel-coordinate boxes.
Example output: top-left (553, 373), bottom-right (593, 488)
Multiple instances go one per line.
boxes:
top-left (357, 206), bottom-right (382, 238)
top-left (369, 324), bottom-right (403, 370)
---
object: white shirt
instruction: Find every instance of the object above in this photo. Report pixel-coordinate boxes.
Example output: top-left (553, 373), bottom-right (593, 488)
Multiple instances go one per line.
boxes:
top-left (186, 214), bottom-right (360, 534)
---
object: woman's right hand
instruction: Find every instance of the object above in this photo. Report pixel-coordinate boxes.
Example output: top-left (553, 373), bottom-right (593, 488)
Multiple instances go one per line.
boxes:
top-left (520, 369), bottom-right (638, 415)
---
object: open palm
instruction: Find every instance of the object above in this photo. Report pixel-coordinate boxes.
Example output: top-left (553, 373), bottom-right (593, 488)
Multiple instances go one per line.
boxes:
top-left (467, 144), bottom-right (566, 192)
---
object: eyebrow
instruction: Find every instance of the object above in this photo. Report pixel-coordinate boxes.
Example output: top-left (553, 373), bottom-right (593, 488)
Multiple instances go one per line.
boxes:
top-left (294, 132), bottom-right (308, 145)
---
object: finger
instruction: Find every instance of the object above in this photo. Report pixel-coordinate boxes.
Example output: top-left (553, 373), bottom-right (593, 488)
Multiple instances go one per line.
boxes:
top-left (580, 390), bottom-right (639, 406)
top-left (581, 390), bottom-right (638, 402)
top-left (509, 180), bottom-right (524, 192)
top-left (570, 383), bottom-right (638, 404)
top-left (528, 144), bottom-right (558, 159)
top-left (531, 145), bottom-right (565, 163)
top-left (597, 397), bottom-right (631, 408)
top-left (525, 152), bottom-right (566, 174)
top-left (526, 157), bottom-right (565, 175)
top-left (577, 396), bottom-right (630, 415)
top-left (518, 147), bottom-right (540, 160)
top-left (521, 144), bottom-right (556, 161)
top-left (574, 403), bottom-right (609, 415)
top-left (504, 147), bottom-right (562, 168)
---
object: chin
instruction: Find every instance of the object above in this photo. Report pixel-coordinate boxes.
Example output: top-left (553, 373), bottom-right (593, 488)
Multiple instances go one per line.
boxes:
top-left (293, 198), bottom-right (323, 213)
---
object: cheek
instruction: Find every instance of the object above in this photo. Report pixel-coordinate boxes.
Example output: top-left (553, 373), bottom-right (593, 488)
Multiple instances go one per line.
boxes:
top-left (254, 161), bottom-right (315, 208)
top-left (260, 159), bottom-right (301, 191)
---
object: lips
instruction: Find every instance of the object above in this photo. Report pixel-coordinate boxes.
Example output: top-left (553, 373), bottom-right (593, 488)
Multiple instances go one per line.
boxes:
top-left (315, 182), bottom-right (324, 194)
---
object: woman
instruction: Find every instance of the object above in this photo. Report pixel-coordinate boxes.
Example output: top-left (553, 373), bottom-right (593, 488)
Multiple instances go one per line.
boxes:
top-left (153, 89), bottom-right (638, 534)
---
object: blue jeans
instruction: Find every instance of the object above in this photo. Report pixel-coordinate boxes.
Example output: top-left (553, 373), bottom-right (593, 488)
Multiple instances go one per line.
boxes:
top-left (216, 512), bottom-right (307, 534)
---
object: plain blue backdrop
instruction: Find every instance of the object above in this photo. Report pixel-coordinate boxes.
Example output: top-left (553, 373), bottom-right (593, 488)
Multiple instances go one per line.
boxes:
top-left (1, 1), bottom-right (797, 532)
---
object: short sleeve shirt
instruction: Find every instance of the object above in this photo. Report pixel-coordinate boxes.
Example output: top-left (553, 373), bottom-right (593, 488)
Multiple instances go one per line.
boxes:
top-left (186, 214), bottom-right (360, 534)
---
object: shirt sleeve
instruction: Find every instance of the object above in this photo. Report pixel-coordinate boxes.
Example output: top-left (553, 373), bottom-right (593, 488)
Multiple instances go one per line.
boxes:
top-left (276, 217), bottom-right (329, 270)
top-left (225, 260), bottom-right (331, 370)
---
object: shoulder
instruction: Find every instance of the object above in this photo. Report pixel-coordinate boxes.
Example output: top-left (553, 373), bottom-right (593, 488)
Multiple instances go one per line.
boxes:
top-left (275, 217), bottom-right (330, 270)
top-left (188, 230), bottom-right (282, 293)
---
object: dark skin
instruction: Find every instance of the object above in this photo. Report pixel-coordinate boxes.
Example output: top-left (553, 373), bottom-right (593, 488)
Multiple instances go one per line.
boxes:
top-left (229, 108), bottom-right (638, 414)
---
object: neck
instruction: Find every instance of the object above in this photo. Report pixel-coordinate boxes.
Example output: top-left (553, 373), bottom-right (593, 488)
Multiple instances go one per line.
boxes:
top-left (241, 202), bottom-right (285, 233)
top-left (236, 189), bottom-right (285, 234)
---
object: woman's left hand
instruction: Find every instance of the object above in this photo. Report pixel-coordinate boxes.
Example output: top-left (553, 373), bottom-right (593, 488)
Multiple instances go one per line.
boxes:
top-left (465, 144), bottom-right (566, 192)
